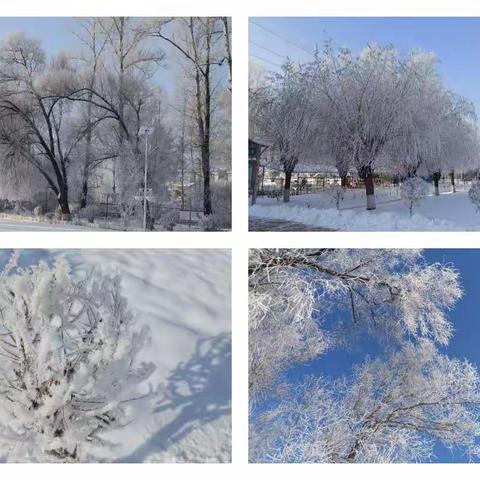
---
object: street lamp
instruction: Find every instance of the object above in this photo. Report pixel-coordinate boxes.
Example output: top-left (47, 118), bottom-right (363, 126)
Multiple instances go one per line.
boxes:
top-left (139, 126), bottom-right (161, 231)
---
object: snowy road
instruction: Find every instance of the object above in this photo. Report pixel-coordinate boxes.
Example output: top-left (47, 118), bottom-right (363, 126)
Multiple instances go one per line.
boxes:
top-left (0, 219), bottom-right (105, 231)
top-left (249, 217), bottom-right (335, 231)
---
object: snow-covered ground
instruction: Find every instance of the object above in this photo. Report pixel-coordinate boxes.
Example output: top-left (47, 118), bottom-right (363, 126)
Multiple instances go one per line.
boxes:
top-left (0, 249), bottom-right (231, 463)
top-left (250, 183), bottom-right (480, 231)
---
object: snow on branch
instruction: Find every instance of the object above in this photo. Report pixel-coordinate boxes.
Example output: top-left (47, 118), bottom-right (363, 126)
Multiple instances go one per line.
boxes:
top-left (249, 249), bottom-right (462, 399)
top-left (251, 341), bottom-right (480, 463)
top-left (0, 254), bottom-right (154, 462)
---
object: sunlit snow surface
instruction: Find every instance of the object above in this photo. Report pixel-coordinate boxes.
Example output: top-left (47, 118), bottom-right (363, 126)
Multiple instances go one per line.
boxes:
top-left (250, 185), bottom-right (480, 231)
top-left (0, 249), bottom-right (231, 463)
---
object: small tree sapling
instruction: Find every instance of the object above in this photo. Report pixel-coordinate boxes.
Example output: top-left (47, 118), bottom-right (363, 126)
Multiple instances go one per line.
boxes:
top-left (400, 177), bottom-right (430, 218)
top-left (328, 185), bottom-right (345, 210)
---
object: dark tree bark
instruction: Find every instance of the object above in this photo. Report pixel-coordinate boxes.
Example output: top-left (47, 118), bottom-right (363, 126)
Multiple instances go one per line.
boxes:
top-left (432, 171), bottom-right (441, 196)
top-left (80, 96), bottom-right (94, 209)
top-left (359, 165), bottom-right (376, 210)
top-left (284, 170), bottom-right (293, 203)
top-left (450, 170), bottom-right (456, 193)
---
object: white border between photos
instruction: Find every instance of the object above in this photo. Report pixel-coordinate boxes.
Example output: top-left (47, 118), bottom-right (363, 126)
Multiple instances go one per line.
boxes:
top-left (0, 0), bottom-right (480, 478)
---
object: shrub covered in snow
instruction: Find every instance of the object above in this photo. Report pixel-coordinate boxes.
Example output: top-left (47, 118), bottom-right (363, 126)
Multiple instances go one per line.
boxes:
top-left (210, 182), bottom-right (232, 229)
top-left (468, 181), bottom-right (480, 212)
top-left (199, 213), bottom-right (227, 232)
top-left (33, 206), bottom-right (43, 217)
top-left (327, 186), bottom-right (345, 210)
top-left (160, 208), bottom-right (180, 231)
top-left (400, 177), bottom-right (430, 218)
top-left (78, 205), bottom-right (96, 223)
top-left (0, 255), bottom-right (154, 462)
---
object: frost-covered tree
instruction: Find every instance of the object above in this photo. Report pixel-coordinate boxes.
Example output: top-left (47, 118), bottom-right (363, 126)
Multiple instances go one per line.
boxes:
top-left (0, 17), bottom-right (231, 228)
top-left (151, 17), bottom-right (231, 216)
top-left (0, 254), bottom-right (154, 462)
top-left (438, 93), bottom-right (478, 194)
top-left (73, 18), bottom-right (110, 209)
top-left (312, 44), bottom-right (421, 210)
top-left (400, 176), bottom-right (430, 218)
top-left (249, 249), bottom-right (462, 398)
top-left (469, 180), bottom-right (480, 211)
top-left (0, 35), bottom-right (83, 214)
top-left (387, 52), bottom-right (444, 180)
top-left (251, 341), bottom-right (480, 463)
top-left (328, 184), bottom-right (345, 210)
top-left (250, 62), bottom-right (319, 202)
top-left (248, 249), bottom-right (480, 463)
top-left (250, 40), bottom-right (480, 209)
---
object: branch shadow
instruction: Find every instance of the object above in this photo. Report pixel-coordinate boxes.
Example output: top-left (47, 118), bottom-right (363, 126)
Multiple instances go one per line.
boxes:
top-left (117, 332), bottom-right (231, 463)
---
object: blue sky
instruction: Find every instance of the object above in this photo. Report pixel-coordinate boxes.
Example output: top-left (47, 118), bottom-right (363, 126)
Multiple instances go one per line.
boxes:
top-left (250, 17), bottom-right (480, 115)
top-left (255, 249), bottom-right (480, 463)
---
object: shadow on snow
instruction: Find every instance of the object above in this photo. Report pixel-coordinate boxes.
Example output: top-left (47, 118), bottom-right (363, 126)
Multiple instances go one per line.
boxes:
top-left (117, 332), bottom-right (231, 462)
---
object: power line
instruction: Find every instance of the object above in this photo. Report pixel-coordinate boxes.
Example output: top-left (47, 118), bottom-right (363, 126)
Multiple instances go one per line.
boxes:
top-left (250, 53), bottom-right (283, 69)
top-left (250, 40), bottom-right (286, 60)
top-left (249, 19), bottom-right (314, 58)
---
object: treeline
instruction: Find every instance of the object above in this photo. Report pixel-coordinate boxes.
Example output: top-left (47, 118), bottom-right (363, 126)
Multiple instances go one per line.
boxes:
top-left (250, 43), bottom-right (478, 209)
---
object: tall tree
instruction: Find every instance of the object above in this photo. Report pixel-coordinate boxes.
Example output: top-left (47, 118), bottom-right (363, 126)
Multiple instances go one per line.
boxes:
top-left (250, 62), bottom-right (318, 202)
top-left (74, 18), bottom-right (110, 209)
top-left (151, 17), bottom-right (229, 215)
top-left (0, 35), bottom-right (84, 214)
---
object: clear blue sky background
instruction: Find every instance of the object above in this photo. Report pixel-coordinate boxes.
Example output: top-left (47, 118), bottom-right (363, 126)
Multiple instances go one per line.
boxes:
top-left (254, 249), bottom-right (480, 463)
top-left (250, 17), bottom-right (480, 115)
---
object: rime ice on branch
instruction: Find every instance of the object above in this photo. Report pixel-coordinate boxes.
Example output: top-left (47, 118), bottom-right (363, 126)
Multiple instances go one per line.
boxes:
top-left (0, 254), bottom-right (154, 462)
top-left (248, 249), bottom-right (480, 463)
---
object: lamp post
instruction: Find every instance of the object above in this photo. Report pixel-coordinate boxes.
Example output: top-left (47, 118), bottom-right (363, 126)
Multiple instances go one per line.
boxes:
top-left (140, 127), bottom-right (154, 231)
top-left (140, 126), bottom-right (163, 231)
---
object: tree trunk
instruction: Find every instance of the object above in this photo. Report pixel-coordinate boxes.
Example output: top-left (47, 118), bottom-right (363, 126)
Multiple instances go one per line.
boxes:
top-left (202, 144), bottom-right (212, 215)
top-left (341, 175), bottom-right (348, 188)
top-left (433, 171), bottom-right (441, 196)
top-left (80, 173), bottom-right (89, 209)
top-left (180, 100), bottom-right (186, 210)
top-left (284, 171), bottom-right (292, 203)
top-left (359, 166), bottom-right (376, 210)
top-left (116, 17), bottom-right (125, 198)
top-left (222, 17), bottom-right (232, 91)
top-left (202, 22), bottom-right (213, 216)
top-left (450, 170), bottom-right (456, 193)
top-left (250, 158), bottom-right (260, 206)
top-left (189, 18), bottom-right (213, 216)
top-left (80, 59), bottom-right (96, 209)
top-left (80, 101), bottom-right (93, 209)
top-left (365, 175), bottom-right (375, 210)
top-left (58, 186), bottom-right (70, 215)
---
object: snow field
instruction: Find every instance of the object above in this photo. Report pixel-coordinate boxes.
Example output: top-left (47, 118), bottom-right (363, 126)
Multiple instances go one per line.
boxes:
top-left (250, 185), bottom-right (480, 231)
